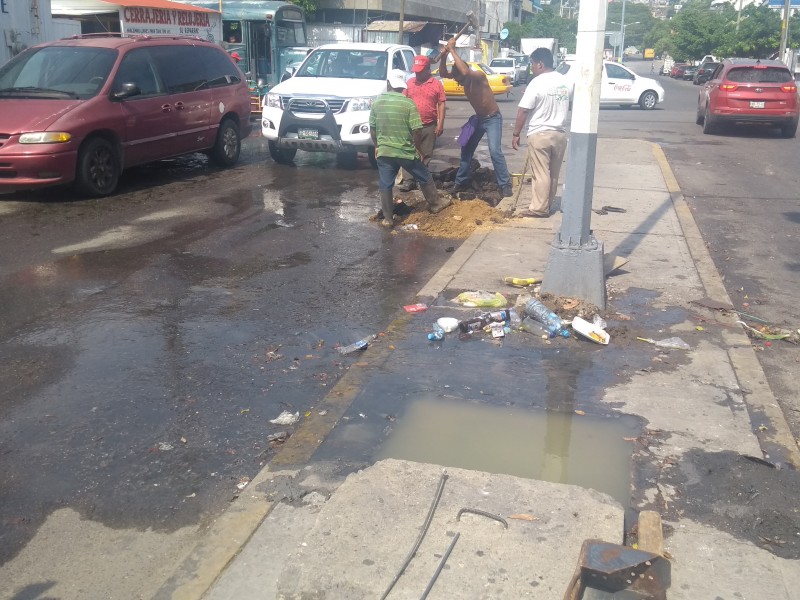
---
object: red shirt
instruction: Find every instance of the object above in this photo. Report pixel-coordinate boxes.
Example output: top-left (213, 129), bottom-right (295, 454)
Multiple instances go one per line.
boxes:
top-left (403, 76), bottom-right (446, 125)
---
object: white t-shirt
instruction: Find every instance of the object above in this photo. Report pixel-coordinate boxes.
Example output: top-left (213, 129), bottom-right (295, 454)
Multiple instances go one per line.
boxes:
top-left (518, 70), bottom-right (572, 136)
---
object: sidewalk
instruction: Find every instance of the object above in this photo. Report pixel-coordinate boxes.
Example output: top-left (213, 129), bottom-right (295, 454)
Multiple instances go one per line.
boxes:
top-left (156, 138), bottom-right (800, 600)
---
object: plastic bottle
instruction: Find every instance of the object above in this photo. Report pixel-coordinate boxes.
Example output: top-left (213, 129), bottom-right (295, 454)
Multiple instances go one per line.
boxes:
top-left (427, 322), bottom-right (445, 341)
top-left (337, 334), bottom-right (377, 355)
top-left (458, 315), bottom-right (489, 333)
top-left (524, 299), bottom-right (569, 338)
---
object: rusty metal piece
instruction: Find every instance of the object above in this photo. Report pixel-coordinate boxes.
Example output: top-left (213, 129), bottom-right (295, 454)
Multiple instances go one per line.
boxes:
top-left (564, 539), bottom-right (670, 600)
top-left (456, 507), bottom-right (508, 529)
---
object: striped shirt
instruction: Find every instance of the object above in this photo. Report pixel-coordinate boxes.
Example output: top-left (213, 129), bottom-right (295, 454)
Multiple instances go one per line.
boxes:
top-left (369, 91), bottom-right (423, 160)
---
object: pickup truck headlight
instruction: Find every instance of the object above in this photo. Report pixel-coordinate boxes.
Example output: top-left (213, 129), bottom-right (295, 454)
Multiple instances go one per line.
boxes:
top-left (265, 93), bottom-right (282, 109)
top-left (349, 97), bottom-right (376, 112)
top-left (19, 132), bottom-right (72, 144)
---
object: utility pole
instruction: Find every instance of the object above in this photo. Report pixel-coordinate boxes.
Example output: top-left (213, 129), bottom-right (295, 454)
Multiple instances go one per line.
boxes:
top-left (779, 0), bottom-right (791, 61)
top-left (736, 0), bottom-right (742, 32)
top-left (398, 0), bottom-right (405, 45)
top-left (619, 0), bottom-right (627, 60)
top-left (541, 0), bottom-right (607, 308)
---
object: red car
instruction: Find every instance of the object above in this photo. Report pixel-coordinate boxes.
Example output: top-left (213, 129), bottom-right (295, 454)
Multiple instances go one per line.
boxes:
top-left (0, 34), bottom-right (252, 196)
top-left (696, 57), bottom-right (798, 137)
top-left (670, 63), bottom-right (687, 79)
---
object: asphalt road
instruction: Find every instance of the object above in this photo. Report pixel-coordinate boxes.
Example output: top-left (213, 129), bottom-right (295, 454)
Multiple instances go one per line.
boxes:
top-left (1, 64), bottom-right (798, 597)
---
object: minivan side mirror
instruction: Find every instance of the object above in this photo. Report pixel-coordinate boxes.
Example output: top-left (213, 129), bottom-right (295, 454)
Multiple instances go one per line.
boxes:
top-left (112, 82), bottom-right (141, 100)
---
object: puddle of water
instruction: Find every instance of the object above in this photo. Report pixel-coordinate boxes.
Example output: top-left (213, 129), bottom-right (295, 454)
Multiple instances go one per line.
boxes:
top-left (375, 395), bottom-right (639, 505)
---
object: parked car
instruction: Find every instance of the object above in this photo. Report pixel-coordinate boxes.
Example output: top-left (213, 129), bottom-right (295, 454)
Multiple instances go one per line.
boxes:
top-left (515, 55), bottom-right (531, 84)
top-left (261, 43), bottom-right (416, 166)
top-left (670, 64), bottom-right (687, 79)
top-left (682, 66), bottom-right (698, 81)
top-left (488, 57), bottom-right (520, 85)
top-left (696, 57), bottom-right (798, 137)
top-left (693, 62), bottom-right (720, 85)
top-left (433, 62), bottom-right (512, 97)
top-left (0, 35), bottom-right (252, 196)
top-left (556, 59), bottom-right (664, 109)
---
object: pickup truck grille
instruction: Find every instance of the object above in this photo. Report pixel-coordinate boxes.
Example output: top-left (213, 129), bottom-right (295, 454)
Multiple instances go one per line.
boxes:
top-left (284, 97), bottom-right (346, 114)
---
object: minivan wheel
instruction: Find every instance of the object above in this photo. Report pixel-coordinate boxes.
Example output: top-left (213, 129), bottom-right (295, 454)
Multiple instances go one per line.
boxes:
top-left (780, 120), bottom-right (798, 138)
top-left (74, 137), bottom-right (119, 197)
top-left (639, 90), bottom-right (658, 110)
top-left (211, 119), bottom-right (241, 167)
top-left (268, 140), bottom-right (297, 164)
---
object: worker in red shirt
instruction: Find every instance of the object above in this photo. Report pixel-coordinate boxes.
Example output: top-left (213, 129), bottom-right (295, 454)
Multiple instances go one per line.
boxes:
top-left (397, 55), bottom-right (446, 192)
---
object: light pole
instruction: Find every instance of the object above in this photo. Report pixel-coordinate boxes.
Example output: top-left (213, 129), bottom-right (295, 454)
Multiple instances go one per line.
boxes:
top-left (610, 20), bottom-right (640, 60)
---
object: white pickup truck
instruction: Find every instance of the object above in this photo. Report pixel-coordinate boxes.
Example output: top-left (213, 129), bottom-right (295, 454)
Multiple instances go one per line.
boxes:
top-left (261, 42), bottom-right (416, 166)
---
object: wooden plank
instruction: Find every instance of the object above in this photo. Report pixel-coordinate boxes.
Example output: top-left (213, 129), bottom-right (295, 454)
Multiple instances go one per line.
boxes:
top-left (638, 510), bottom-right (664, 556)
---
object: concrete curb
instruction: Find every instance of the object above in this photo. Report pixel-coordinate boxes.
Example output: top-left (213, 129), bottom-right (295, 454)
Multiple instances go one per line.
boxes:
top-left (649, 141), bottom-right (800, 468)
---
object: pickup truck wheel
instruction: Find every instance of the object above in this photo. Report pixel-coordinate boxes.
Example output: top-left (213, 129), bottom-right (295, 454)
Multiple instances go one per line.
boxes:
top-left (210, 119), bottom-right (240, 167)
top-left (639, 91), bottom-right (658, 110)
top-left (74, 137), bottom-right (119, 197)
top-left (269, 140), bottom-right (297, 164)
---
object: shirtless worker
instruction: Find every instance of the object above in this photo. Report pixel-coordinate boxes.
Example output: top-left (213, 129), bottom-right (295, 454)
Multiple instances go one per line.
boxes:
top-left (439, 37), bottom-right (513, 198)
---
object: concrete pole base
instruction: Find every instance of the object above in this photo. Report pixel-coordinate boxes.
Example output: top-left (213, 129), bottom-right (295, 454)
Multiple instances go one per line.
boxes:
top-left (541, 237), bottom-right (607, 309)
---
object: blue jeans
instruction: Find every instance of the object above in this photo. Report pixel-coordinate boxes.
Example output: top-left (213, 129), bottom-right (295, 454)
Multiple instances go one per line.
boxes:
top-left (377, 156), bottom-right (432, 190)
top-left (454, 112), bottom-right (511, 189)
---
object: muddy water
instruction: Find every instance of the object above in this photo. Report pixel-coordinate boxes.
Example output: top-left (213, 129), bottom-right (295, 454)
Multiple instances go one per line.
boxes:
top-left (376, 395), bottom-right (639, 505)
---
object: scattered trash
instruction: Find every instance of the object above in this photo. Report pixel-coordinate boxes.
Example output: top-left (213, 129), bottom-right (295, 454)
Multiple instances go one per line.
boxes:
top-left (318, 410), bottom-right (328, 416)
top-left (452, 215), bottom-right (464, 222)
top-left (240, 408), bottom-right (250, 415)
top-left (637, 336), bottom-right (691, 350)
top-left (489, 322), bottom-right (506, 338)
top-left (236, 477), bottom-right (250, 490)
top-left (269, 410), bottom-right (300, 425)
top-left (508, 514), bottom-right (539, 521)
top-left (436, 317), bottom-right (460, 333)
top-left (574, 410), bottom-right (586, 416)
top-left (524, 299), bottom-right (569, 338)
top-left (404, 303), bottom-right (428, 313)
top-left (180, 437), bottom-right (187, 444)
top-left (572, 315), bottom-right (610, 345)
top-left (561, 298), bottom-right (580, 310)
top-left (602, 205), bottom-right (627, 213)
top-left (157, 442), bottom-right (174, 451)
top-left (737, 321), bottom-right (795, 342)
top-left (337, 334), bottom-right (377, 355)
top-left (267, 431), bottom-right (288, 442)
top-left (592, 314), bottom-right (607, 330)
top-left (428, 322), bottom-right (446, 341)
top-left (398, 223), bottom-right (419, 231)
top-left (502, 276), bottom-right (541, 288)
top-left (452, 291), bottom-right (507, 308)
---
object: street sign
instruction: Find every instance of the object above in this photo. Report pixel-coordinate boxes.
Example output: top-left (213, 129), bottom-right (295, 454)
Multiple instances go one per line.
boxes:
top-left (608, 32), bottom-right (622, 47)
top-left (500, 28), bottom-right (509, 40)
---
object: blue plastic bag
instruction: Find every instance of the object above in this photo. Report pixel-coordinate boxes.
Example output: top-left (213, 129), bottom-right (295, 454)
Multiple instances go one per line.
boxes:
top-left (457, 115), bottom-right (479, 147)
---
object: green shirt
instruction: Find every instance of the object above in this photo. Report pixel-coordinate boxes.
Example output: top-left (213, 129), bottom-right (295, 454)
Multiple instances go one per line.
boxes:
top-left (369, 90), bottom-right (422, 160)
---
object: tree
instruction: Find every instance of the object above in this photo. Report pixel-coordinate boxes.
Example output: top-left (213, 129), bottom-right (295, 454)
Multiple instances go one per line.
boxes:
top-left (717, 4), bottom-right (781, 58)
top-left (504, 7), bottom-right (578, 53)
top-left (290, 0), bottom-right (320, 19)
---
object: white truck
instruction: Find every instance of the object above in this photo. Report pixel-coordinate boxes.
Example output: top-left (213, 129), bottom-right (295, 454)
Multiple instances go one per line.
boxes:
top-left (261, 42), bottom-right (416, 166)
top-left (520, 38), bottom-right (559, 61)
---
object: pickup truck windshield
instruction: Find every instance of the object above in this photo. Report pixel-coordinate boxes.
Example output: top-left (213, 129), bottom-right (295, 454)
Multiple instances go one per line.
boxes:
top-left (296, 49), bottom-right (389, 80)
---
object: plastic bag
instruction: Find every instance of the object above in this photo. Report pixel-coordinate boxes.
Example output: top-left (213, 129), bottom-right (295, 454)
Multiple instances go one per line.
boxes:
top-left (452, 291), bottom-right (507, 308)
top-left (457, 115), bottom-right (480, 147)
top-left (654, 337), bottom-right (690, 350)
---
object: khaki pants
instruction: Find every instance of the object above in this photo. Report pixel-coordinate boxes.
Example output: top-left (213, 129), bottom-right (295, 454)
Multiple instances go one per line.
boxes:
top-left (526, 130), bottom-right (568, 214)
top-left (398, 123), bottom-right (437, 183)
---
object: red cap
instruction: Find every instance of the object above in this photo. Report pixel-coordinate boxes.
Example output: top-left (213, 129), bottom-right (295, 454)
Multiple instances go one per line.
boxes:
top-left (231, 52), bottom-right (241, 62)
top-left (412, 55), bottom-right (430, 73)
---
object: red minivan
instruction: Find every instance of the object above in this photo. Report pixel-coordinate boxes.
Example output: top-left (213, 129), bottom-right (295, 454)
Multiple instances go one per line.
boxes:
top-left (0, 35), bottom-right (252, 196)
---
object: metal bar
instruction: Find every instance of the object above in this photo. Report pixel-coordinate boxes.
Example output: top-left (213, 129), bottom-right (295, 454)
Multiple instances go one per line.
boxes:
top-left (419, 532), bottom-right (460, 600)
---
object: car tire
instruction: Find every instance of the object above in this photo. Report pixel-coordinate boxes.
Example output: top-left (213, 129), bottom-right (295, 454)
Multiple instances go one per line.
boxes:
top-left (367, 148), bottom-right (378, 169)
top-left (702, 105), bottom-right (717, 134)
top-left (780, 120), bottom-right (798, 138)
top-left (695, 103), bottom-right (704, 125)
top-left (210, 119), bottom-right (241, 167)
top-left (639, 91), bottom-right (658, 110)
top-left (268, 140), bottom-right (297, 164)
top-left (74, 137), bottom-right (119, 197)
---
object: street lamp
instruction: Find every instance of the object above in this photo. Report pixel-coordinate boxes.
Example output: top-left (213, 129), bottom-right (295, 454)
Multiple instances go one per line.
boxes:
top-left (609, 20), bottom-right (640, 60)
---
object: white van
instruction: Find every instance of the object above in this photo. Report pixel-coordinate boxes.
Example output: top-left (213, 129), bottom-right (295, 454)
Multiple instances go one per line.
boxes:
top-left (261, 42), bottom-right (415, 166)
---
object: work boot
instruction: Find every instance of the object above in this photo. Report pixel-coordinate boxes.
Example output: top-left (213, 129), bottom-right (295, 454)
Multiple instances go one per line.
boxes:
top-left (397, 179), bottom-right (417, 192)
top-left (422, 180), bottom-right (451, 214)
top-left (379, 189), bottom-right (394, 228)
top-left (450, 181), bottom-right (470, 194)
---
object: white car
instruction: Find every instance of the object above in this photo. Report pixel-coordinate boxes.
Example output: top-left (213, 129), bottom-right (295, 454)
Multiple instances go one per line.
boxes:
top-left (556, 59), bottom-right (665, 110)
top-left (488, 57), bottom-right (521, 85)
top-left (261, 42), bottom-right (416, 166)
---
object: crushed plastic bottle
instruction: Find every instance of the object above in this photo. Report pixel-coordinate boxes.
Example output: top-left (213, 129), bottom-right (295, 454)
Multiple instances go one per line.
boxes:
top-left (337, 334), bottom-right (377, 355)
top-left (524, 299), bottom-right (569, 338)
top-left (458, 315), bottom-right (489, 333)
top-left (428, 322), bottom-right (445, 341)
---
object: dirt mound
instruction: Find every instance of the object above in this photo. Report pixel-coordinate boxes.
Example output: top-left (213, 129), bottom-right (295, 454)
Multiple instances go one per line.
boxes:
top-left (396, 198), bottom-right (505, 239)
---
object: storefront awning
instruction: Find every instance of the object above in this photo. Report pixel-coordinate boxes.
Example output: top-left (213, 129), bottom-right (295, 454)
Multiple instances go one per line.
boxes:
top-left (52, 0), bottom-right (218, 16)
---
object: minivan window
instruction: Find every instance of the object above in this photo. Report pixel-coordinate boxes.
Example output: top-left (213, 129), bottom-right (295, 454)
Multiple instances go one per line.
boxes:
top-left (0, 46), bottom-right (117, 100)
top-left (200, 47), bottom-right (242, 88)
top-left (113, 48), bottom-right (164, 97)
top-left (149, 46), bottom-right (209, 93)
top-left (727, 66), bottom-right (792, 84)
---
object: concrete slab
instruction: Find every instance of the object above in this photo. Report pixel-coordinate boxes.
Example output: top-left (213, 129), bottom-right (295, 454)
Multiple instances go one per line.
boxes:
top-left (271, 459), bottom-right (624, 600)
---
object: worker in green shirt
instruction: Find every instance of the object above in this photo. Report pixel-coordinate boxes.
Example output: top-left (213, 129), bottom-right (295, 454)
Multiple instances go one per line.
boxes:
top-left (369, 69), bottom-right (450, 227)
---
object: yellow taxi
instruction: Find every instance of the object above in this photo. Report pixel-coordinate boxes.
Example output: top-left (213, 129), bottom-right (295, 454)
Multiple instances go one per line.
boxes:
top-left (432, 62), bottom-right (512, 97)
